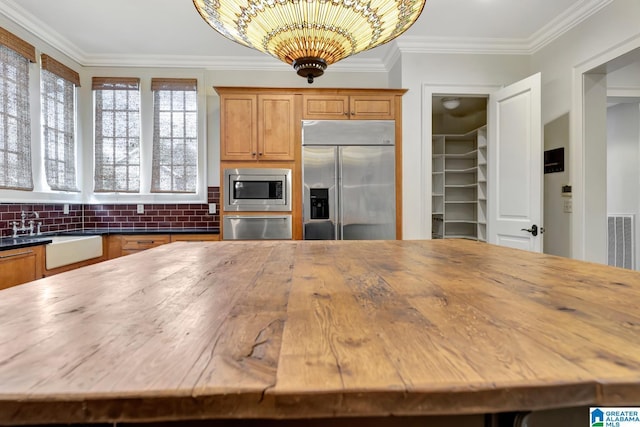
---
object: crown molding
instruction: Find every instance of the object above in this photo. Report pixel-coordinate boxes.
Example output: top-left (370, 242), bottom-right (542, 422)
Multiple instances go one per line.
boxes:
top-left (80, 54), bottom-right (387, 73)
top-left (81, 54), bottom-right (286, 70)
top-left (395, 36), bottom-right (531, 55)
top-left (383, 42), bottom-right (402, 70)
top-left (397, 0), bottom-right (614, 56)
top-left (528, 0), bottom-right (614, 53)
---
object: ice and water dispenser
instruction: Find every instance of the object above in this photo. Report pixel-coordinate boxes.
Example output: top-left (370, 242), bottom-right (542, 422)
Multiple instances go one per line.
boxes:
top-left (310, 188), bottom-right (329, 220)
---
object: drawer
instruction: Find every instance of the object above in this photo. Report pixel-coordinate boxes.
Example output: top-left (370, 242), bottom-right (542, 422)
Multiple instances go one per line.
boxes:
top-left (223, 215), bottom-right (292, 240)
top-left (120, 235), bottom-right (171, 251)
top-left (170, 234), bottom-right (220, 242)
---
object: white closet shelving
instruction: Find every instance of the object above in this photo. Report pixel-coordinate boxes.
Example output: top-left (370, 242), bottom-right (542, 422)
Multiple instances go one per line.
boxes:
top-left (432, 126), bottom-right (487, 241)
top-left (476, 126), bottom-right (487, 242)
top-left (432, 135), bottom-right (445, 238)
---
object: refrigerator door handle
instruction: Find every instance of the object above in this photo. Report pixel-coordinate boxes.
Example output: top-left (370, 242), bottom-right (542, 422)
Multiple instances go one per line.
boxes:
top-left (337, 148), bottom-right (343, 241)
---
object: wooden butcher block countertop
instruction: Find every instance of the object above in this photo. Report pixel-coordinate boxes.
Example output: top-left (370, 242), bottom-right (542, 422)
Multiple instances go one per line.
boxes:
top-left (1, 239), bottom-right (640, 424)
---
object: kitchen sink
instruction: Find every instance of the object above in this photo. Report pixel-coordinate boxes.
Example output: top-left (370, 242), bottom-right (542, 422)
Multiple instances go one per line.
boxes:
top-left (45, 235), bottom-right (103, 270)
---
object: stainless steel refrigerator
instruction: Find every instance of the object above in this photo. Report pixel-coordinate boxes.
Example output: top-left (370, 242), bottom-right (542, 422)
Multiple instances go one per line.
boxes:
top-left (302, 120), bottom-right (396, 240)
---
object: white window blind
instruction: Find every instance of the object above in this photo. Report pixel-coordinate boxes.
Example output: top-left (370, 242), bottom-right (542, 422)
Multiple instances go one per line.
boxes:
top-left (93, 77), bottom-right (141, 193)
top-left (0, 36), bottom-right (34, 190)
top-left (41, 54), bottom-right (80, 192)
top-left (151, 78), bottom-right (198, 193)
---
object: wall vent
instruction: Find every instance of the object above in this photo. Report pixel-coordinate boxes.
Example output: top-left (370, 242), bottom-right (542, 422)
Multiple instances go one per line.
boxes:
top-left (607, 214), bottom-right (634, 270)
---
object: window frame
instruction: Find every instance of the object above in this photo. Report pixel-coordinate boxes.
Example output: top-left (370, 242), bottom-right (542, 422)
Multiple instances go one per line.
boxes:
top-left (92, 77), bottom-right (142, 193)
top-left (40, 54), bottom-right (80, 192)
top-left (86, 74), bottom-right (207, 204)
top-left (0, 37), bottom-right (34, 191)
top-left (151, 78), bottom-right (199, 194)
top-left (0, 28), bottom-right (83, 203)
top-left (0, 28), bottom-right (208, 204)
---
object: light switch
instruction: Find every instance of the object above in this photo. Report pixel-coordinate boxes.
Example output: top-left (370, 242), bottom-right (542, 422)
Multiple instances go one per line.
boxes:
top-left (208, 203), bottom-right (216, 214)
top-left (137, 204), bottom-right (144, 214)
top-left (63, 204), bottom-right (70, 214)
top-left (563, 199), bottom-right (572, 213)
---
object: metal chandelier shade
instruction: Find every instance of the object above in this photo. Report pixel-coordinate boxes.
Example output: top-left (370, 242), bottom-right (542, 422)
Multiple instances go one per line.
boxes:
top-left (193, 0), bottom-right (426, 83)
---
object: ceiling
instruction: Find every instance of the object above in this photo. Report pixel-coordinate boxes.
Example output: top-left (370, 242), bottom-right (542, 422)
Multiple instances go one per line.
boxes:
top-left (0, 0), bottom-right (612, 70)
top-left (432, 96), bottom-right (487, 117)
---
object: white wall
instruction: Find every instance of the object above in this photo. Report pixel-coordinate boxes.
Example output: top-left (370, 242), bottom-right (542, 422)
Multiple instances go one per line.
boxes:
top-left (531, 0), bottom-right (640, 261)
top-left (609, 61), bottom-right (640, 90)
top-left (543, 114), bottom-right (571, 257)
top-left (398, 52), bottom-right (531, 239)
top-left (607, 103), bottom-right (640, 213)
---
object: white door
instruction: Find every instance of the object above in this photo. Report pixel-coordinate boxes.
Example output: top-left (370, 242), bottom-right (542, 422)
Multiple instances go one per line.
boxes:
top-left (488, 73), bottom-right (543, 252)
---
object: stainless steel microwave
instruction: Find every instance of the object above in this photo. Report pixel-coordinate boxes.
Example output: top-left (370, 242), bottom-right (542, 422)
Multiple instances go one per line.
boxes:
top-left (223, 168), bottom-right (292, 212)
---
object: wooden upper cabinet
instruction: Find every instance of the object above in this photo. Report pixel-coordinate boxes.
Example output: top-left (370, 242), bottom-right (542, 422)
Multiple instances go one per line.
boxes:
top-left (302, 94), bottom-right (350, 119)
top-left (303, 94), bottom-right (395, 120)
top-left (349, 95), bottom-right (395, 119)
top-left (220, 94), bottom-right (258, 161)
top-left (258, 94), bottom-right (296, 161)
top-left (220, 92), bottom-right (295, 161)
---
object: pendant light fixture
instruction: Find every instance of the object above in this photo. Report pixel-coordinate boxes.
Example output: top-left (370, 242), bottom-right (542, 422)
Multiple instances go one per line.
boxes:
top-left (193, 0), bottom-right (426, 83)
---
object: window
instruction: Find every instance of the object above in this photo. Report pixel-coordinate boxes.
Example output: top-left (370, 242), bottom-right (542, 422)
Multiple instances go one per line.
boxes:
top-left (41, 54), bottom-right (80, 191)
top-left (0, 28), bottom-right (35, 190)
top-left (151, 78), bottom-right (198, 193)
top-left (93, 77), bottom-right (141, 192)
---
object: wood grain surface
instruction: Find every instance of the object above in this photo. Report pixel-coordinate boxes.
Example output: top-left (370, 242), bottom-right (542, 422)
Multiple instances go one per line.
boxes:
top-left (1, 239), bottom-right (639, 424)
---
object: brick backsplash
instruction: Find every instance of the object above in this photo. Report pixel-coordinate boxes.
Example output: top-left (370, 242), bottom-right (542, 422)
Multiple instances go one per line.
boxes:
top-left (0, 203), bottom-right (83, 238)
top-left (0, 187), bottom-right (220, 238)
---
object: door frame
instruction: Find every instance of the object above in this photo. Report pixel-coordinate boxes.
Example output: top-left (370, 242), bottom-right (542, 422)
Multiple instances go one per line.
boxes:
top-left (422, 84), bottom-right (500, 239)
top-left (571, 34), bottom-right (640, 262)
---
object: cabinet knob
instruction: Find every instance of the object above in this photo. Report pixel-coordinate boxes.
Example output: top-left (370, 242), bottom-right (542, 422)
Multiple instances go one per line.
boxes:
top-left (350, 111), bottom-right (355, 116)
top-left (252, 152), bottom-right (257, 156)
top-left (258, 152), bottom-right (263, 156)
top-left (343, 112), bottom-right (348, 116)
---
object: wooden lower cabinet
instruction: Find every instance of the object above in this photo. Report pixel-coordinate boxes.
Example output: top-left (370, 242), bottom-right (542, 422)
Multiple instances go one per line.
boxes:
top-left (108, 234), bottom-right (219, 259)
top-left (0, 245), bottom-right (44, 290)
top-left (0, 233), bottom-right (220, 288)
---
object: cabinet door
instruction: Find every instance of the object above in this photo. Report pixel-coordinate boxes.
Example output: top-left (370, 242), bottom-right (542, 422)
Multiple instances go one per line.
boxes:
top-left (302, 94), bottom-right (350, 120)
top-left (258, 94), bottom-right (295, 160)
top-left (220, 94), bottom-right (258, 161)
top-left (0, 246), bottom-right (44, 289)
top-left (350, 95), bottom-right (395, 119)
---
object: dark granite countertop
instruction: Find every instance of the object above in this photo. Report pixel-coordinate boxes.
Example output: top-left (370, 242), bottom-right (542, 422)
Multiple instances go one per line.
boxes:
top-left (0, 236), bottom-right (54, 251)
top-left (66, 228), bottom-right (220, 236)
top-left (0, 228), bottom-right (219, 251)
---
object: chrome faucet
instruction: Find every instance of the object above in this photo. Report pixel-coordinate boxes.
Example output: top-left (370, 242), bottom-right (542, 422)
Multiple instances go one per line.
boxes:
top-left (10, 211), bottom-right (42, 238)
